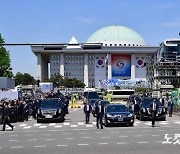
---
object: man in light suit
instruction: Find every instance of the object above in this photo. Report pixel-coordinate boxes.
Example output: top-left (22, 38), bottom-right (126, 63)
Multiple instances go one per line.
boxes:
top-left (84, 101), bottom-right (92, 124)
top-left (95, 100), bottom-right (104, 129)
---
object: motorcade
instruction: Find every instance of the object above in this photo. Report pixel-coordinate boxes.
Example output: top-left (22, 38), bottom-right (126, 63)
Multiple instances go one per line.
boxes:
top-left (136, 97), bottom-right (166, 121)
top-left (104, 104), bottom-right (134, 127)
top-left (37, 98), bottom-right (66, 123)
top-left (83, 91), bottom-right (100, 104)
top-left (92, 100), bottom-right (110, 117)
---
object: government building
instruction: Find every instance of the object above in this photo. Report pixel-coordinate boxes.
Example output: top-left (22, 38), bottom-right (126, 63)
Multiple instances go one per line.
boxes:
top-left (31, 25), bottom-right (158, 88)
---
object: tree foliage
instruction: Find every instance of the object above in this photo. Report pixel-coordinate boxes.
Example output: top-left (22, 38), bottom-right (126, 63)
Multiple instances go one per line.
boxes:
top-left (43, 75), bottom-right (85, 88)
top-left (14, 72), bottom-right (35, 86)
top-left (0, 34), bottom-right (13, 77)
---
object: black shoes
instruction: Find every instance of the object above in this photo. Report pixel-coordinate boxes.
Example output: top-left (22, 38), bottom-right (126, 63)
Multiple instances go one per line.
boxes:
top-left (1, 129), bottom-right (5, 131)
top-left (11, 126), bottom-right (14, 131)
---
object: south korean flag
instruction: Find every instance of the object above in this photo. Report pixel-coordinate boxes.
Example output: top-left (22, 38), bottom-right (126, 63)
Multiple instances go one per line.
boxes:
top-left (96, 56), bottom-right (105, 68)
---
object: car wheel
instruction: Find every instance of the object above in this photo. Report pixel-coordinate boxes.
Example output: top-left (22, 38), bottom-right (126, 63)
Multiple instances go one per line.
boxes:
top-left (140, 113), bottom-right (144, 121)
top-left (161, 116), bottom-right (166, 121)
top-left (129, 122), bottom-right (134, 127)
top-left (37, 118), bottom-right (42, 123)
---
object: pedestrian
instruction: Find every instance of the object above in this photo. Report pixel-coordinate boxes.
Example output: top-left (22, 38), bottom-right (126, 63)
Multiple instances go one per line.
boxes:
top-left (164, 98), bottom-right (168, 114)
top-left (1, 102), bottom-right (14, 131)
top-left (168, 99), bottom-right (174, 117)
top-left (84, 100), bottom-right (92, 124)
top-left (95, 100), bottom-right (104, 129)
top-left (149, 98), bottom-right (159, 127)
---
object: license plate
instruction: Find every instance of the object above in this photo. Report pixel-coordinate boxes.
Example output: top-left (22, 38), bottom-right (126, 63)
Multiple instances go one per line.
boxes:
top-left (45, 115), bottom-right (52, 118)
top-left (118, 118), bottom-right (123, 122)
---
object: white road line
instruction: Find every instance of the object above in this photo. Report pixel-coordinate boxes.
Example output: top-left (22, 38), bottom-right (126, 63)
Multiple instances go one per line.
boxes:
top-left (92, 122), bottom-right (96, 125)
top-left (26, 139), bottom-right (37, 141)
top-left (98, 143), bottom-right (108, 145)
top-left (78, 122), bottom-right (85, 125)
top-left (65, 138), bottom-right (74, 140)
top-left (23, 126), bottom-right (31, 129)
top-left (77, 144), bottom-right (89, 146)
top-left (0, 147), bottom-right (2, 149)
top-left (62, 133), bottom-right (70, 135)
top-left (9, 135), bottom-right (18, 137)
top-left (64, 122), bottom-right (70, 126)
top-left (57, 145), bottom-right (68, 147)
top-left (142, 130), bottom-right (150, 132)
top-left (110, 131), bottom-right (119, 133)
top-left (95, 132), bottom-right (103, 134)
top-left (20, 124), bottom-right (27, 127)
top-left (145, 122), bottom-right (151, 126)
top-left (35, 145), bottom-right (47, 148)
top-left (157, 130), bottom-right (165, 132)
top-left (79, 132), bottom-right (87, 134)
top-left (134, 135), bottom-right (142, 137)
top-left (174, 121), bottom-right (180, 124)
top-left (160, 122), bottom-right (167, 125)
top-left (117, 142), bottom-right (127, 145)
top-left (11, 146), bottom-right (23, 149)
top-left (86, 124), bottom-right (93, 127)
top-left (49, 123), bottom-right (56, 126)
top-left (55, 125), bottom-right (62, 128)
top-left (138, 142), bottom-right (148, 144)
top-left (152, 135), bottom-right (160, 137)
top-left (83, 137), bottom-right (92, 139)
top-left (71, 125), bottom-right (78, 127)
top-left (9, 140), bottom-right (19, 142)
top-left (39, 126), bottom-right (47, 128)
top-left (119, 136), bottom-right (128, 138)
top-left (45, 139), bottom-right (55, 141)
top-left (43, 134), bottom-right (52, 136)
top-left (135, 121), bottom-right (141, 124)
top-left (34, 124), bottom-right (41, 126)
top-left (156, 141), bottom-right (163, 143)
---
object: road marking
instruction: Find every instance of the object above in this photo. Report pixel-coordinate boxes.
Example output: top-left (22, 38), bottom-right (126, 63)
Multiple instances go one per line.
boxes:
top-left (64, 122), bottom-right (70, 126)
top-left (35, 145), bottom-right (47, 148)
top-left (62, 133), bottom-right (70, 135)
top-left (138, 142), bottom-right (148, 144)
top-left (78, 144), bottom-right (89, 146)
top-left (110, 131), bottom-right (119, 134)
top-left (157, 130), bottom-right (165, 132)
top-left (0, 147), bottom-right (2, 149)
top-left (34, 124), bottom-right (41, 127)
top-left (92, 122), bottom-right (96, 125)
top-left (95, 132), bottom-right (103, 134)
top-left (39, 126), bottom-right (47, 128)
top-left (86, 124), bottom-right (93, 127)
top-left (71, 125), bottom-right (78, 127)
top-left (20, 124), bottom-right (27, 127)
top-left (174, 121), bottom-right (180, 124)
top-left (117, 142), bottom-right (127, 145)
top-left (78, 122), bottom-right (85, 125)
top-left (119, 136), bottom-right (128, 138)
top-left (11, 146), bottom-right (23, 149)
top-left (23, 126), bottom-right (31, 129)
top-left (144, 122), bottom-right (151, 126)
top-left (142, 130), bottom-right (150, 132)
top-left (98, 143), bottom-right (108, 145)
top-left (65, 138), bottom-right (74, 140)
top-left (79, 132), bottom-right (87, 134)
top-left (9, 140), bottom-right (19, 142)
top-left (55, 125), bottom-right (62, 128)
top-left (83, 137), bottom-right (92, 139)
top-left (101, 136), bottom-right (110, 139)
top-left (156, 141), bottom-right (163, 143)
top-left (45, 139), bottom-right (55, 141)
top-left (160, 122), bottom-right (167, 125)
top-left (43, 134), bottom-right (52, 136)
top-left (49, 123), bottom-right (56, 126)
top-left (135, 121), bottom-right (141, 124)
top-left (152, 135), bottom-right (160, 137)
top-left (25, 134), bottom-right (35, 136)
top-left (9, 135), bottom-right (18, 137)
top-left (26, 139), bottom-right (37, 141)
top-left (57, 145), bottom-right (68, 147)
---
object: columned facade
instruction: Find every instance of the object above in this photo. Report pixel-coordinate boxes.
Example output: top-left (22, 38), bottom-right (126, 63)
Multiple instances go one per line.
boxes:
top-left (60, 52), bottom-right (64, 77)
top-left (84, 53), bottom-right (89, 87)
top-left (107, 53), bottom-right (112, 79)
top-left (131, 54), bottom-right (135, 79)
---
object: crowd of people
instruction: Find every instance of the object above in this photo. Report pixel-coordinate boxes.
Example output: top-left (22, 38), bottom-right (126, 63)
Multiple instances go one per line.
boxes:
top-left (0, 90), bottom-right (69, 131)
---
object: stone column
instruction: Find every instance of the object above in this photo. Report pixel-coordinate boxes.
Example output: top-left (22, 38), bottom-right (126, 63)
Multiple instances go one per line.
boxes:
top-left (60, 52), bottom-right (64, 77)
top-left (131, 54), bottom-right (135, 79)
top-left (37, 53), bottom-right (42, 81)
top-left (107, 53), bottom-right (112, 79)
top-left (84, 53), bottom-right (89, 87)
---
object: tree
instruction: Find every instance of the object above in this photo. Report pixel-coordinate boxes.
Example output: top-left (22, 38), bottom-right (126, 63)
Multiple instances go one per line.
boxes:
top-left (14, 72), bottom-right (35, 86)
top-left (0, 34), bottom-right (13, 77)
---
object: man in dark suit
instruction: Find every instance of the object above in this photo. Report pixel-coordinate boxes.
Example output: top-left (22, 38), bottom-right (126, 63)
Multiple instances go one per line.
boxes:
top-left (168, 99), bottom-right (174, 117)
top-left (1, 102), bottom-right (14, 131)
top-left (95, 100), bottom-right (104, 129)
top-left (84, 101), bottom-right (92, 124)
top-left (149, 98), bottom-right (159, 127)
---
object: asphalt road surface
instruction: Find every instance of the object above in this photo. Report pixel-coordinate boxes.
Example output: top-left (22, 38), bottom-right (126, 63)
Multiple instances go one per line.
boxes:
top-left (0, 107), bottom-right (180, 154)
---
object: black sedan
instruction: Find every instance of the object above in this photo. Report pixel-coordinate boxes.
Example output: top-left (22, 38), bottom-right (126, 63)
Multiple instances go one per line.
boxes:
top-left (136, 97), bottom-right (166, 121)
top-left (37, 98), bottom-right (66, 123)
top-left (104, 104), bottom-right (134, 127)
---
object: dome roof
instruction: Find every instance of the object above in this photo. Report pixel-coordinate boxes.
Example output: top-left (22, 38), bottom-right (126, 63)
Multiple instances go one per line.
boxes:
top-left (87, 25), bottom-right (147, 46)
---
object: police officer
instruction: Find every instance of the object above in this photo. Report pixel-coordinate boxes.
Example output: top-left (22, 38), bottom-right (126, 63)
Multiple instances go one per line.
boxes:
top-left (1, 102), bottom-right (14, 131)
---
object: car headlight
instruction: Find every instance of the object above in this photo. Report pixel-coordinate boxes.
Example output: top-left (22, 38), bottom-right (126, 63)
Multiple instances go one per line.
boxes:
top-left (143, 108), bottom-right (146, 112)
top-left (128, 113), bottom-right (133, 117)
top-left (107, 114), bottom-right (113, 118)
top-left (57, 109), bottom-right (61, 114)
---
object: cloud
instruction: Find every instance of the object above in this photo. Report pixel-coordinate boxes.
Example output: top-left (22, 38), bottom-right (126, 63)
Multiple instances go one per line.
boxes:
top-left (159, 18), bottom-right (180, 28)
top-left (76, 17), bottom-right (96, 24)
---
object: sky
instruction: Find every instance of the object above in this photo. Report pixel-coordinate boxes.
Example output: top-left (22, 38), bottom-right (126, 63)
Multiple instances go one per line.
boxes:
top-left (0, 0), bottom-right (180, 78)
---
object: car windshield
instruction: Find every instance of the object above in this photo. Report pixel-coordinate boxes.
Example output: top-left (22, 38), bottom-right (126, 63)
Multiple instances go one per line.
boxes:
top-left (95, 101), bottom-right (109, 106)
top-left (107, 105), bottom-right (128, 112)
top-left (40, 100), bottom-right (61, 108)
top-left (142, 99), bottom-right (162, 107)
top-left (88, 92), bottom-right (99, 99)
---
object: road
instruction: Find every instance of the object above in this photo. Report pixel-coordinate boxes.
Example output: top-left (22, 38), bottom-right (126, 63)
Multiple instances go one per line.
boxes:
top-left (0, 107), bottom-right (180, 154)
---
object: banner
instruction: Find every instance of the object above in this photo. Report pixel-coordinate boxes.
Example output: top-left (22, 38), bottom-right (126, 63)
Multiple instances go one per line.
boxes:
top-left (111, 54), bottom-right (131, 77)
